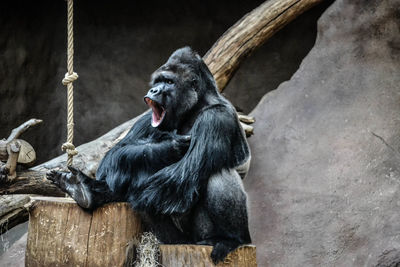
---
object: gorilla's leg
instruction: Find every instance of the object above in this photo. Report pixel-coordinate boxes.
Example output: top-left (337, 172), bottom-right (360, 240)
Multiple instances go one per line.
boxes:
top-left (193, 169), bottom-right (251, 264)
top-left (47, 167), bottom-right (120, 210)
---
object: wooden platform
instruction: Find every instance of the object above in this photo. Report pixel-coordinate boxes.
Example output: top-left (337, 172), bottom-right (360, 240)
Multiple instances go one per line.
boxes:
top-left (25, 197), bottom-right (257, 267)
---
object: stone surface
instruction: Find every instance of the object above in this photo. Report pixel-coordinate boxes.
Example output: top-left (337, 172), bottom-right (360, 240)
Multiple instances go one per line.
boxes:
top-left (0, 0), bottom-right (327, 164)
top-left (245, 0), bottom-right (400, 266)
top-left (0, 226), bottom-right (27, 267)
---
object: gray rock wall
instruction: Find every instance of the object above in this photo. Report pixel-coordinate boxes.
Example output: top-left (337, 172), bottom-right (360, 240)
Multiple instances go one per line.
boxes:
top-left (245, 0), bottom-right (400, 266)
top-left (0, 0), bottom-right (329, 163)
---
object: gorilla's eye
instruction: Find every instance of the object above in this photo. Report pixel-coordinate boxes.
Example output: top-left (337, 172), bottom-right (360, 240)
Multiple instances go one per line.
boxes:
top-left (166, 79), bottom-right (174, 85)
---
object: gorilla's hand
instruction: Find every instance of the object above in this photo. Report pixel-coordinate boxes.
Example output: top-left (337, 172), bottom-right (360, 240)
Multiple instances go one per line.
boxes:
top-left (171, 131), bottom-right (191, 156)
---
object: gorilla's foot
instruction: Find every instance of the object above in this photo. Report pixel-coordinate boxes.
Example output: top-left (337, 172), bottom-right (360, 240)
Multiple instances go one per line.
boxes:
top-left (46, 169), bottom-right (71, 192)
top-left (47, 167), bottom-right (93, 209)
top-left (210, 239), bottom-right (241, 264)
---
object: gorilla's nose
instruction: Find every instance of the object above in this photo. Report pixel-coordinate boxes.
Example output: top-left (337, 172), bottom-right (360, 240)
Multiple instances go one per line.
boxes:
top-left (149, 87), bottom-right (161, 95)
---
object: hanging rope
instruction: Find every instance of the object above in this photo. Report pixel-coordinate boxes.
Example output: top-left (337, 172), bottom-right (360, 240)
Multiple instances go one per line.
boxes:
top-left (61, 0), bottom-right (78, 166)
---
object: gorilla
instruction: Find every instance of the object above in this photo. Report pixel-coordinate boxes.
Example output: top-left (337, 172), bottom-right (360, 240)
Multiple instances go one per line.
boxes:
top-left (47, 47), bottom-right (251, 264)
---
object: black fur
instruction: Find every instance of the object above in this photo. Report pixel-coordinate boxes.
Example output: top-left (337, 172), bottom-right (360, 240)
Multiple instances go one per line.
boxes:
top-left (47, 47), bottom-right (251, 264)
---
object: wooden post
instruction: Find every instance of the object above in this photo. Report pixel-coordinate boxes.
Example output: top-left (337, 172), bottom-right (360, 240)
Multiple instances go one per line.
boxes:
top-left (25, 197), bottom-right (143, 267)
top-left (25, 198), bottom-right (257, 266)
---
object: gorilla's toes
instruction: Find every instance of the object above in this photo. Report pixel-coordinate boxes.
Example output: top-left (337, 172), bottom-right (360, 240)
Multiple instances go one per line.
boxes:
top-left (46, 170), bottom-right (71, 191)
top-left (46, 170), bottom-right (59, 183)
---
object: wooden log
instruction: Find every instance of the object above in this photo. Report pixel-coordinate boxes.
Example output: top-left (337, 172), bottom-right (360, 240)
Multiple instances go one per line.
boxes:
top-left (25, 197), bottom-right (143, 267)
top-left (25, 198), bottom-right (257, 266)
top-left (0, 171), bottom-right (64, 231)
top-left (0, 195), bottom-right (31, 234)
top-left (160, 244), bottom-right (257, 267)
top-left (204, 0), bottom-right (323, 92)
top-left (0, 170), bottom-right (64, 196)
top-left (16, 139), bottom-right (37, 166)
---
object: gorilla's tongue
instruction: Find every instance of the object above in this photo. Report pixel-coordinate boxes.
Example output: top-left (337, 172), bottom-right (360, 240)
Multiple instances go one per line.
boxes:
top-left (145, 98), bottom-right (166, 127)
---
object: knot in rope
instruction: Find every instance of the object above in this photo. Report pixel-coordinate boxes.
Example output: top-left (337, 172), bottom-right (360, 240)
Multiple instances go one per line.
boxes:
top-left (62, 72), bottom-right (79, 85)
top-left (61, 142), bottom-right (78, 157)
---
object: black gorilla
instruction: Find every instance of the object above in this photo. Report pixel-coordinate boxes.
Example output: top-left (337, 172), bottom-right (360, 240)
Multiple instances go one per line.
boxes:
top-left (47, 47), bottom-right (251, 263)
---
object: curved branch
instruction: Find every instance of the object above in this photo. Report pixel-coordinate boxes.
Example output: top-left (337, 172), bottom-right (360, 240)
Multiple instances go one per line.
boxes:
top-left (204, 0), bottom-right (322, 92)
top-left (6, 119), bottom-right (43, 143)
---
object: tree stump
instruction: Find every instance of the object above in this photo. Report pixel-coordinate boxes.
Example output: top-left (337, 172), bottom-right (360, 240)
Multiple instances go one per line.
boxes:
top-left (25, 197), bottom-right (143, 267)
top-left (25, 198), bottom-right (257, 267)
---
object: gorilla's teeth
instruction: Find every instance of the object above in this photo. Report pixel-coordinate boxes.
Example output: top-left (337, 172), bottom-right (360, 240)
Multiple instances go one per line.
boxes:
top-left (145, 97), bottom-right (165, 127)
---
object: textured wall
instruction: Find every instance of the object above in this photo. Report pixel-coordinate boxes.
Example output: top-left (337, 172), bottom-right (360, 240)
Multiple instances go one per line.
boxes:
top-left (245, 0), bottom-right (400, 265)
top-left (0, 0), bottom-right (329, 164)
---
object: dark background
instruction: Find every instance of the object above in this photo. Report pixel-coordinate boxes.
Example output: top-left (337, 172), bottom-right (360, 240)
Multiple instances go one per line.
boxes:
top-left (0, 0), bottom-right (331, 163)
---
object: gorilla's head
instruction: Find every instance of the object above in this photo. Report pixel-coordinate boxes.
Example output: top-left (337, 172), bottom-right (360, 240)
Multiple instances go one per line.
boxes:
top-left (144, 47), bottom-right (218, 131)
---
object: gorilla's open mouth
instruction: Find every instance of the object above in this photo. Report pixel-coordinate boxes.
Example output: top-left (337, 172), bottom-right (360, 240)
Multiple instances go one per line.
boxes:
top-left (144, 97), bottom-right (166, 127)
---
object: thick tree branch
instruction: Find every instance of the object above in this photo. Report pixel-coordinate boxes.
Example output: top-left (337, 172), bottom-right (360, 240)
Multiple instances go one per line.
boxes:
top-left (204, 0), bottom-right (323, 92)
top-left (0, 171), bottom-right (64, 196)
top-left (0, 195), bottom-right (31, 234)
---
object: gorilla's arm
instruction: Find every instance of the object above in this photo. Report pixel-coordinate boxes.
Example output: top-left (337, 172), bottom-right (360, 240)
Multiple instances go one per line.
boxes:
top-left (130, 104), bottom-right (250, 215)
top-left (96, 112), bottom-right (154, 180)
top-left (96, 111), bottom-right (190, 195)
